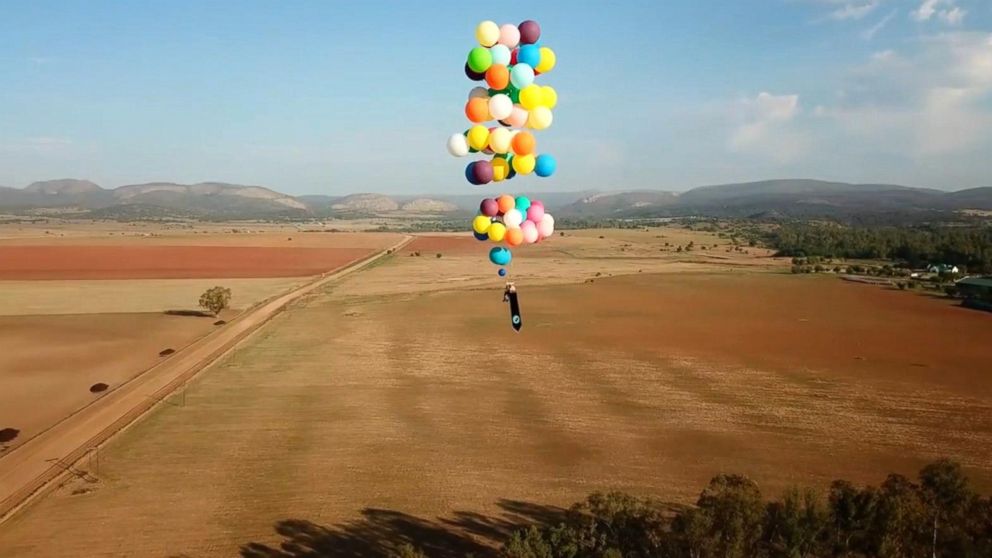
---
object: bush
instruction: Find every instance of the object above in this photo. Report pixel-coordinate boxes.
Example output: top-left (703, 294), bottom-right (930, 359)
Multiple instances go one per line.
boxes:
top-left (436, 253), bottom-right (442, 258)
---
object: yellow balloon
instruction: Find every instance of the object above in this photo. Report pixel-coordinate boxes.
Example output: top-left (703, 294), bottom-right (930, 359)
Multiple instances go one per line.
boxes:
top-left (512, 153), bottom-right (536, 175)
top-left (475, 21), bottom-right (500, 47)
top-left (541, 86), bottom-right (557, 109)
top-left (466, 125), bottom-right (490, 151)
top-left (492, 158), bottom-right (510, 181)
top-left (489, 127), bottom-right (512, 154)
top-left (535, 47), bottom-right (556, 73)
top-left (488, 221), bottom-right (507, 242)
top-left (473, 215), bottom-right (492, 235)
top-left (518, 84), bottom-right (543, 110)
top-left (527, 106), bottom-right (553, 130)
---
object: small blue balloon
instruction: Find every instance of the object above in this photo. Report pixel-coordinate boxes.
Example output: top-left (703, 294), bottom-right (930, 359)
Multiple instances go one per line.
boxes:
top-left (517, 44), bottom-right (541, 68)
top-left (489, 246), bottom-right (512, 266)
top-left (498, 268), bottom-right (507, 277)
top-left (474, 230), bottom-right (489, 241)
top-left (535, 154), bottom-right (557, 177)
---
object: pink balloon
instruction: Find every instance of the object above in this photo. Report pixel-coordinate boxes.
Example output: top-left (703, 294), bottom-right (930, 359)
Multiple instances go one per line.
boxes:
top-left (526, 204), bottom-right (545, 223)
top-left (506, 106), bottom-right (528, 128)
top-left (498, 24), bottom-right (520, 48)
top-left (520, 220), bottom-right (539, 244)
top-left (538, 213), bottom-right (554, 238)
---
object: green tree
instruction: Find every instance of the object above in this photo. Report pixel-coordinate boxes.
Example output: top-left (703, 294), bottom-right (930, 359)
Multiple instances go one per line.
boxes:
top-left (198, 286), bottom-right (232, 316)
top-left (692, 474), bottom-right (766, 558)
top-left (873, 474), bottom-right (929, 558)
top-left (764, 487), bottom-right (828, 558)
top-left (919, 459), bottom-right (973, 558)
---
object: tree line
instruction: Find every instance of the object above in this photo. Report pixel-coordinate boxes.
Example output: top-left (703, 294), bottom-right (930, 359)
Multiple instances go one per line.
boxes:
top-left (767, 224), bottom-right (992, 274)
top-left (491, 459), bottom-right (990, 558)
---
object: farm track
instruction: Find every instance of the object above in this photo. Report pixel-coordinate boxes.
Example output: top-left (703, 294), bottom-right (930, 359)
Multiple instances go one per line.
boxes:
top-left (0, 236), bottom-right (411, 523)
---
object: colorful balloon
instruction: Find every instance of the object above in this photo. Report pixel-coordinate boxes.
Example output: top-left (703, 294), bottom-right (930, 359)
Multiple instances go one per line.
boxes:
top-left (527, 106), bottom-right (552, 130)
top-left (536, 47), bottom-right (556, 73)
top-left (472, 160), bottom-right (494, 184)
top-left (476, 21), bottom-right (500, 47)
top-left (527, 203), bottom-right (545, 223)
top-left (497, 194), bottom-right (515, 214)
top-left (465, 162), bottom-right (481, 185)
top-left (535, 154), bottom-right (557, 177)
top-left (504, 208), bottom-right (524, 228)
top-left (467, 47), bottom-right (493, 73)
top-left (517, 44), bottom-right (541, 68)
top-left (464, 63), bottom-right (485, 81)
top-left (520, 220), bottom-right (539, 244)
top-left (465, 97), bottom-right (490, 123)
top-left (489, 246), bottom-right (512, 266)
top-left (447, 133), bottom-right (469, 157)
top-left (485, 64), bottom-right (509, 90)
top-left (490, 44), bottom-right (511, 66)
top-left (509, 63), bottom-right (535, 88)
top-left (488, 221), bottom-right (507, 242)
top-left (538, 213), bottom-right (555, 238)
top-left (512, 153), bottom-right (536, 174)
top-left (488, 94), bottom-right (513, 121)
top-left (475, 230), bottom-right (489, 241)
top-left (480, 198), bottom-right (499, 217)
top-left (498, 268), bottom-right (507, 277)
top-left (491, 157), bottom-right (510, 181)
top-left (469, 86), bottom-right (489, 100)
top-left (506, 106), bottom-right (529, 128)
top-left (541, 86), bottom-right (557, 108)
top-left (466, 125), bottom-right (490, 151)
top-left (511, 131), bottom-right (536, 155)
top-left (473, 215), bottom-right (492, 234)
top-left (518, 84), bottom-right (543, 110)
top-left (505, 227), bottom-right (524, 247)
top-left (498, 24), bottom-right (520, 48)
top-left (488, 127), bottom-right (512, 154)
top-left (518, 20), bottom-right (541, 44)
top-left (514, 196), bottom-right (531, 214)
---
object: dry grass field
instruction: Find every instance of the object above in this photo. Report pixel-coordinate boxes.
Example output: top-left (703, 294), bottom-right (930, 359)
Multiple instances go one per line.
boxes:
top-left (1, 227), bottom-right (989, 557)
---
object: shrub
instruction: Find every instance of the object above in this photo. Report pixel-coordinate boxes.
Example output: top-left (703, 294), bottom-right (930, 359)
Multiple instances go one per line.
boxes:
top-left (199, 286), bottom-right (232, 316)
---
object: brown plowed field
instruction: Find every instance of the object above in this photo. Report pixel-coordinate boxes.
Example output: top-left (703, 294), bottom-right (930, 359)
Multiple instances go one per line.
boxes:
top-left (0, 246), bottom-right (374, 279)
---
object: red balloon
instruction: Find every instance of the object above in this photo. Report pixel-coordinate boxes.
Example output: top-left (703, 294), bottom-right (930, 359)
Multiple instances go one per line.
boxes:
top-left (510, 48), bottom-right (518, 66)
top-left (518, 20), bottom-right (541, 44)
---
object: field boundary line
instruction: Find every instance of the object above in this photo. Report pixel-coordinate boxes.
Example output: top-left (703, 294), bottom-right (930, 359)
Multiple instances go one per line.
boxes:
top-left (0, 235), bottom-right (411, 524)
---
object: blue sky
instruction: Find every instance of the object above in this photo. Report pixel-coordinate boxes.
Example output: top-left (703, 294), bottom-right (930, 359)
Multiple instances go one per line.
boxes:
top-left (1, 0), bottom-right (990, 194)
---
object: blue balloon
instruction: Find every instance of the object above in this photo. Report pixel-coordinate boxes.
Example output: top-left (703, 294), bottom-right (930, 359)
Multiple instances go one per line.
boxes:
top-left (515, 196), bottom-right (531, 214)
top-left (474, 230), bottom-right (489, 241)
top-left (517, 44), bottom-right (541, 68)
top-left (489, 246), bottom-right (512, 266)
top-left (498, 268), bottom-right (507, 277)
top-left (465, 162), bottom-right (481, 185)
top-left (535, 154), bottom-right (557, 177)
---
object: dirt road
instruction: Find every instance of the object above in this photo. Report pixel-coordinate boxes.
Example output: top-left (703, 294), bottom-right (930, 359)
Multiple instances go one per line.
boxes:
top-left (0, 236), bottom-right (411, 522)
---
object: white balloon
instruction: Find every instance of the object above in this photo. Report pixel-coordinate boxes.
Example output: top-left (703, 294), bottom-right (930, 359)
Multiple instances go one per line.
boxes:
top-left (521, 221), bottom-right (539, 244)
top-left (538, 213), bottom-right (554, 238)
top-left (489, 44), bottom-right (511, 66)
top-left (446, 133), bottom-right (469, 157)
top-left (510, 63), bottom-right (535, 89)
top-left (468, 86), bottom-right (489, 100)
top-left (488, 94), bottom-right (513, 121)
top-left (489, 128), bottom-right (512, 154)
top-left (504, 208), bottom-right (523, 228)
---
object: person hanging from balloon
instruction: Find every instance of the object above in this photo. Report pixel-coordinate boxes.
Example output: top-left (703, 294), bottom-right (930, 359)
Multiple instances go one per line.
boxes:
top-left (448, 19), bottom-right (558, 331)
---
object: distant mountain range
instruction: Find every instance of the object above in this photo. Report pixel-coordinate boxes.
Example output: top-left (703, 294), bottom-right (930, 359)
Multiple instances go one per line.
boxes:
top-left (1, 178), bottom-right (990, 221)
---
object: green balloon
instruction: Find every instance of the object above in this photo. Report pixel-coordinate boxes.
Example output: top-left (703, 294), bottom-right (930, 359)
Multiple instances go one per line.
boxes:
top-left (507, 84), bottom-right (521, 104)
top-left (467, 47), bottom-right (493, 73)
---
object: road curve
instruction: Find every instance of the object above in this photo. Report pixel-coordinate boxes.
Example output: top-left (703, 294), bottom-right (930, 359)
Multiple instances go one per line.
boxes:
top-left (0, 235), bottom-right (412, 523)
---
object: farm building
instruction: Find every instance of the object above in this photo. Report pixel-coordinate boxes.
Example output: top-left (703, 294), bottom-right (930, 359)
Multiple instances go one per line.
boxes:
top-left (956, 276), bottom-right (992, 311)
top-left (928, 264), bottom-right (960, 274)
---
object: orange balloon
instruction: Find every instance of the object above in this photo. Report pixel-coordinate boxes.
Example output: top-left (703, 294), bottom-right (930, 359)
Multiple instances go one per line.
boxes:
top-left (497, 194), bottom-right (515, 214)
top-left (485, 64), bottom-right (509, 90)
top-left (505, 227), bottom-right (524, 247)
top-left (511, 131), bottom-right (535, 155)
top-left (465, 97), bottom-right (490, 123)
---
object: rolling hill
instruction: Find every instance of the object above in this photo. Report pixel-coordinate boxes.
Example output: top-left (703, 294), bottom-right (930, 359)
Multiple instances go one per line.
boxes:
top-left (0, 178), bottom-right (990, 221)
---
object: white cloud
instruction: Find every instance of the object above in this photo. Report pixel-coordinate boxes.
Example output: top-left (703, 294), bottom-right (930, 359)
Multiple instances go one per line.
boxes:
top-left (911, 0), bottom-right (965, 25)
top-left (863, 10), bottom-right (897, 40)
top-left (832, 1), bottom-right (882, 20)
top-left (728, 93), bottom-right (808, 163)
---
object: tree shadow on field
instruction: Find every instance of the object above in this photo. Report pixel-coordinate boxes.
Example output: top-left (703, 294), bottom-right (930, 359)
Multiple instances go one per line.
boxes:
top-left (239, 500), bottom-right (569, 558)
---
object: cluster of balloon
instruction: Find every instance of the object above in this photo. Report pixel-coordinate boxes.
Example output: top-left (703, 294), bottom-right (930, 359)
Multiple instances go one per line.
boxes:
top-left (472, 194), bottom-right (555, 274)
top-left (446, 19), bottom-right (558, 185)
top-left (449, 20), bottom-right (559, 278)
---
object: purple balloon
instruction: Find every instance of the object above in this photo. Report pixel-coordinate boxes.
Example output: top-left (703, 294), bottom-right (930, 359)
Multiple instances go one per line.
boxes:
top-left (518, 20), bottom-right (541, 45)
top-left (464, 62), bottom-right (485, 81)
top-left (480, 198), bottom-right (499, 217)
top-left (472, 160), bottom-right (494, 184)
